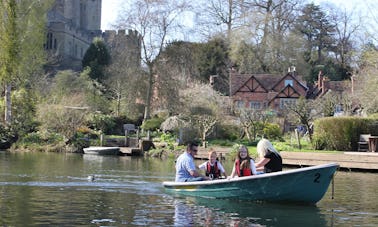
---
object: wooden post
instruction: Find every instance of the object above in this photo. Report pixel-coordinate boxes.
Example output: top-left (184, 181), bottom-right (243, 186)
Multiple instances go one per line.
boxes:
top-left (295, 128), bottom-right (301, 150)
top-left (124, 130), bottom-right (129, 147)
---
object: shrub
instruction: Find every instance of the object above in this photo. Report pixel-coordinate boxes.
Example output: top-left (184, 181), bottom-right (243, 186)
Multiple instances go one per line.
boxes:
top-left (87, 113), bottom-right (116, 134)
top-left (313, 117), bottom-right (378, 151)
top-left (215, 124), bottom-right (240, 141)
top-left (263, 123), bottom-right (283, 141)
top-left (141, 117), bottom-right (165, 131)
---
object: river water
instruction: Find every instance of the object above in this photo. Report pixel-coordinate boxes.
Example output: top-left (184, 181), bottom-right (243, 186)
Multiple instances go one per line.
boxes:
top-left (0, 151), bottom-right (377, 226)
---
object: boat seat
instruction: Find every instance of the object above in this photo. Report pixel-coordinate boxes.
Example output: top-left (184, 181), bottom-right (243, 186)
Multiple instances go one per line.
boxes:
top-left (358, 134), bottom-right (370, 152)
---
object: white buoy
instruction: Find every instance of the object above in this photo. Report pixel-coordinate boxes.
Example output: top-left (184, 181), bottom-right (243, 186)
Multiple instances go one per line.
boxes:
top-left (87, 175), bottom-right (95, 181)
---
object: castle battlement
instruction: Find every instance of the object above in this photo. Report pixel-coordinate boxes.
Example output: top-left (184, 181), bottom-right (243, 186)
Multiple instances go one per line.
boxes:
top-left (102, 29), bottom-right (141, 49)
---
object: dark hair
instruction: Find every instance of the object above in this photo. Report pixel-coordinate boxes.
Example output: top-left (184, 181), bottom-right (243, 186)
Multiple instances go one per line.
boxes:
top-left (187, 141), bottom-right (199, 151)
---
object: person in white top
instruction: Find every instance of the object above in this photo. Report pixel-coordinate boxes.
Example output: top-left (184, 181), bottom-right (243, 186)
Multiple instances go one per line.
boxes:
top-left (198, 149), bottom-right (227, 179)
top-left (229, 145), bottom-right (257, 178)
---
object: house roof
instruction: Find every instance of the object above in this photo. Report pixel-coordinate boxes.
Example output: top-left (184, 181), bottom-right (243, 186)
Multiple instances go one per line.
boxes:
top-left (230, 73), bottom-right (280, 95)
top-left (230, 72), bottom-right (308, 95)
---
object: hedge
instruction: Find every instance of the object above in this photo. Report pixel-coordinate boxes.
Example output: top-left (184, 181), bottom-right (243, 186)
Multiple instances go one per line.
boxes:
top-left (313, 117), bottom-right (378, 151)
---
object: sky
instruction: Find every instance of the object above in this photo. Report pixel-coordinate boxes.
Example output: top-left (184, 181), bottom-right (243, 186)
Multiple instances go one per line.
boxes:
top-left (101, 0), bottom-right (377, 31)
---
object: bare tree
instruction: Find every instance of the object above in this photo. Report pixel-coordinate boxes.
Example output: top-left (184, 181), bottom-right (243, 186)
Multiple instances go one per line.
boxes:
top-left (104, 33), bottom-right (144, 118)
top-left (180, 83), bottom-right (228, 146)
top-left (353, 48), bottom-right (378, 114)
top-left (194, 0), bottom-right (252, 40)
top-left (229, 0), bottom-right (301, 73)
top-left (115, 0), bottom-right (191, 121)
top-left (284, 97), bottom-right (316, 142)
top-left (327, 7), bottom-right (361, 69)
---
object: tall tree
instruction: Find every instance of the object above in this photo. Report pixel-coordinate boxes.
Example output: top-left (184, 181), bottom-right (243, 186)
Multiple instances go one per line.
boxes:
top-left (353, 45), bottom-right (378, 114)
top-left (0, 0), bottom-right (18, 125)
top-left (194, 0), bottom-right (252, 40)
top-left (116, 0), bottom-right (191, 121)
top-left (295, 4), bottom-right (336, 67)
top-left (0, 0), bottom-right (52, 126)
top-left (82, 38), bottom-right (111, 82)
top-left (229, 0), bottom-right (301, 73)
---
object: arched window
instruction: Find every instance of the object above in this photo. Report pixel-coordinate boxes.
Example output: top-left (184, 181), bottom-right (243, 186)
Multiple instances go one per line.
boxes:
top-left (45, 32), bottom-right (53, 49)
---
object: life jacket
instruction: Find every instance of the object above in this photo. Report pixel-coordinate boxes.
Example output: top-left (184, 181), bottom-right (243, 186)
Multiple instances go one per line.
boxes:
top-left (206, 161), bottom-right (221, 179)
top-left (235, 159), bottom-right (252, 177)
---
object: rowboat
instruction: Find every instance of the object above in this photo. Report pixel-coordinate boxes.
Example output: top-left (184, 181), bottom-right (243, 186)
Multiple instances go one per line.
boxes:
top-left (163, 163), bottom-right (339, 204)
top-left (83, 146), bottom-right (120, 155)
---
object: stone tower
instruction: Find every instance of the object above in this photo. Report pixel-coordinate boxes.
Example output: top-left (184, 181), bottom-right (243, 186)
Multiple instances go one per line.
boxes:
top-left (46, 0), bottom-right (102, 69)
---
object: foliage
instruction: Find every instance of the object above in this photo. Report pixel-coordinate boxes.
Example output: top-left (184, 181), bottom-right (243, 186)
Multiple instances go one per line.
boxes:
top-left (0, 88), bottom-right (39, 137)
top-left (86, 113), bottom-right (116, 134)
top-left (18, 131), bottom-right (63, 145)
top-left (262, 123), bottom-right (283, 141)
top-left (0, 0), bottom-right (51, 125)
top-left (36, 104), bottom-right (89, 141)
top-left (0, 124), bottom-right (17, 149)
top-left (312, 117), bottom-right (378, 151)
top-left (194, 37), bottom-right (230, 94)
top-left (82, 38), bottom-right (111, 82)
top-left (141, 117), bottom-right (165, 131)
top-left (295, 3), bottom-right (336, 82)
top-left (214, 123), bottom-right (240, 141)
top-left (49, 69), bottom-right (110, 114)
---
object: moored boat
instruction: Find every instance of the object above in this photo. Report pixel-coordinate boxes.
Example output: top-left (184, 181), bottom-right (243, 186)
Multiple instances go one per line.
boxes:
top-left (83, 146), bottom-right (120, 155)
top-left (163, 163), bottom-right (339, 204)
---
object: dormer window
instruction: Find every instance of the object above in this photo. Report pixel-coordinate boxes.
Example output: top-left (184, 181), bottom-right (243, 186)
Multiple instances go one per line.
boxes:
top-left (285, 79), bottom-right (293, 87)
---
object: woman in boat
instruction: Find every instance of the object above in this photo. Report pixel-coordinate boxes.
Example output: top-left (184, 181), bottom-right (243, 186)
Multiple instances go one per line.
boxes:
top-left (198, 149), bottom-right (227, 179)
top-left (255, 138), bottom-right (282, 173)
top-left (229, 145), bottom-right (257, 178)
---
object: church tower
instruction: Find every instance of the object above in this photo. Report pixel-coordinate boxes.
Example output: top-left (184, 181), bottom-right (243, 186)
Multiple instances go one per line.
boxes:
top-left (46, 0), bottom-right (102, 69)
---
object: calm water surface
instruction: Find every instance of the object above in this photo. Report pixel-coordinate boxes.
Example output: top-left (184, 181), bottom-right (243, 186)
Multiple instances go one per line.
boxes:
top-left (0, 151), bottom-right (377, 226)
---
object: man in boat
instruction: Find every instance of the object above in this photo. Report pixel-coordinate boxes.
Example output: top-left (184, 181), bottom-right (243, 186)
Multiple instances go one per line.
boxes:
top-left (175, 142), bottom-right (209, 182)
top-left (255, 138), bottom-right (282, 173)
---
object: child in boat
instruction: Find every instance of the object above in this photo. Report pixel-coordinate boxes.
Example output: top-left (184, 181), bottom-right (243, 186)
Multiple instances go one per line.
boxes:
top-left (229, 145), bottom-right (257, 178)
top-left (255, 138), bottom-right (282, 173)
top-left (198, 149), bottom-right (227, 180)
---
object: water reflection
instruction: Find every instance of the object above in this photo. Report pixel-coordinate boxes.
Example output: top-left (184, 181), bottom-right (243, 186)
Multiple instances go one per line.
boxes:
top-left (172, 196), bottom-right (328, 226)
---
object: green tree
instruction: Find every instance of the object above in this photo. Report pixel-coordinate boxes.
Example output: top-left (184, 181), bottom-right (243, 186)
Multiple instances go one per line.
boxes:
top-left (82, 37), bottom-right (111, 82)
top-left (195, 38), bottom-right (231, 95)
top-left (295, 3), bottom-right (336, 82)
top-left (0, 0), bottom-right (52, 128)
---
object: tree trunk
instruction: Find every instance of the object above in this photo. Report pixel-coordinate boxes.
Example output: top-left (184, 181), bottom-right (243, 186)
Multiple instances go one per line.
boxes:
top-left (4, 84), bottom-right (12, 125)
top-left (144, 65), bottom-right (154, 121)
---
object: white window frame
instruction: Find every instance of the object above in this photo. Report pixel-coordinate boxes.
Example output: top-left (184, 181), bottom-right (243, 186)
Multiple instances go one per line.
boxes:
top-left (285, 79), bottom-right (293, 87)
top-left (249, 101), bottom-right (261, 109)
top-left (280, 98), bottom-right (297, 109)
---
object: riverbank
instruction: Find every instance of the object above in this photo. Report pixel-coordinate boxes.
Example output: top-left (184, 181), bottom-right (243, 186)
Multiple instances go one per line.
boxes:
top-left (195, 147), bottom-right (378, 172)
